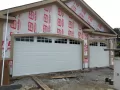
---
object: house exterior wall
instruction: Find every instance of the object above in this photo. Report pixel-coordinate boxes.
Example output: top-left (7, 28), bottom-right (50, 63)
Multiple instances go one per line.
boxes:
top-left (65, 0), bottom-right (110, 32)
top-left (0, 0), bottom-right (115, 71)
top-left (65, 0), bottom-right (116, 67)
top-left (1, 4), bottom-right (89, 69)
top-left (0, 21), bottom-right (4, 59)
top-left (110, 39), bottom-right (115, 65)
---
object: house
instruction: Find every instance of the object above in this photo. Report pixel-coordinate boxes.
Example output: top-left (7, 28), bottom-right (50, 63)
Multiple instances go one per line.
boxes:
top-left (0, 0), bottom-right (116, 77)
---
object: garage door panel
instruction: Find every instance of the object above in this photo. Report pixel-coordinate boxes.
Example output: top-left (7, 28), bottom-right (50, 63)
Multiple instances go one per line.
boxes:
top-left (14, 55), bottom-right (81, 66)
top-left (90, 42), bottom-right (109, 68)
top-left (13, 60), bottom-right (81, 76)
top-left (13, 37), bottom-right (82, 76)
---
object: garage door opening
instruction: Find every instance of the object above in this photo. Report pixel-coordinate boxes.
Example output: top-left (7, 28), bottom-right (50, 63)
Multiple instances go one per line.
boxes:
top-left (89, 42), bottom-right (109, 68)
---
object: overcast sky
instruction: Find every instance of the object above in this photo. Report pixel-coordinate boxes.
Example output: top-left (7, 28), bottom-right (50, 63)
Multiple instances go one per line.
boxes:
top-left (0, 0), bottom-right (119, 28)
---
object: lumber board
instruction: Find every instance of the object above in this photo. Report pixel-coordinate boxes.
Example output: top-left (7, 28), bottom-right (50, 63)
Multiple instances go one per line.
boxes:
top-left (49, 75), bottom-right (76, 79)
top-left (32, 76), bottom-right (51, 90)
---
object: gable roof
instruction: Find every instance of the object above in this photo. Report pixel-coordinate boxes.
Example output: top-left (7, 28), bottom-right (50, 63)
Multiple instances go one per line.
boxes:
top-left (0, 0), bottom-right (117, 35)
top-left (0, 0), bottom-right (94, 30)
top-left (62, 0), bottom-right (117, 35)
top-left (0, 0), bottom-right (55, 15)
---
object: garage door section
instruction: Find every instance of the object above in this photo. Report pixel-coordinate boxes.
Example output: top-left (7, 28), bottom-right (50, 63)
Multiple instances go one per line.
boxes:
top-left (89, 42), bottom-right (109, 68)
top-left (13, 36), bottom-right (82, 76)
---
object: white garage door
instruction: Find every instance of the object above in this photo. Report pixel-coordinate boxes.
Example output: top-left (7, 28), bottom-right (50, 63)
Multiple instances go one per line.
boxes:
top-left (13, 36), bottom-right (82, 76)
top-left (89, 42), bottom-right (109, 68)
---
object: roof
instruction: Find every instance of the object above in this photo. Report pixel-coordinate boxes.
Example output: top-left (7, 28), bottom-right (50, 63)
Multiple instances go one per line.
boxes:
top-left (62, 0), bottom-right (117, 35)
top-left (0, 0), bottom-right (55, 15)
top-left (0, 0), bottom-right (93, 30)
top-left (81, 0), bottom-right (117, 35)
top-left (0, 0), bottom-right (117, 35)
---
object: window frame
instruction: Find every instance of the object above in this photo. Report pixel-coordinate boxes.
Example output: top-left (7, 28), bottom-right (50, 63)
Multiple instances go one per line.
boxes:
top-left (15, 36), bottom-right (34, 42)
top-left (55, 38), bottom-right (67, 44)
top-left (89, 42), bottom-right (98, 46)
top-left (100, 42), bottom-right (107, 47)
top-left (69, 39), bottom-right (80, 45)
top-left (37, 37), bottom-right (52, 43)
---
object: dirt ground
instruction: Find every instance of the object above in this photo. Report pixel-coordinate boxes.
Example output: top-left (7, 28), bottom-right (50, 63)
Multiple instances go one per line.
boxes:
top-left (11, 68), bottom-right (115, 90)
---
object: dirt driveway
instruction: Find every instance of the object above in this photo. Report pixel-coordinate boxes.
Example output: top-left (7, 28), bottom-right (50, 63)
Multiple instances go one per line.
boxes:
top-left (12, 68), bottom-right (114, 90)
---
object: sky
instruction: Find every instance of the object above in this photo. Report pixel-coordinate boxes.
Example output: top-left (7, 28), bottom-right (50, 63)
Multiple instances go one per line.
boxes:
top-left (0, 0), bottom-right (119, 28)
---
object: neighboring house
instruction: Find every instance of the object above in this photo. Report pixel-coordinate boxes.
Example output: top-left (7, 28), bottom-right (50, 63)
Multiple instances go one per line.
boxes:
top-left (0, 0), bottom-right (116, 77)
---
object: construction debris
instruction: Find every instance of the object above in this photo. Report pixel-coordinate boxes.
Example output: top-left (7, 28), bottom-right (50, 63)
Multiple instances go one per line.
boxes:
top-left (10, 68), bottom-right (114, 90)
top-left (11, 77), bottom-right (38, 90)
top-left (0, 84), bottom-right (22, 90)
top-left (46, 75), bottom-right (77, 79)
top-left (32, 76), bottom-right (52, 90)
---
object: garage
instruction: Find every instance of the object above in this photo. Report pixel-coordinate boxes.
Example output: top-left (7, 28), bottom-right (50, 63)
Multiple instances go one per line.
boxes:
top-left (89, 42), bottom-right (109, 68)
top-left (12, 36), bottom-right (82, 76)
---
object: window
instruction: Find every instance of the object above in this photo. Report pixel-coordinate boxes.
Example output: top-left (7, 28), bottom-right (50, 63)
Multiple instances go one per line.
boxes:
top-left (15, 38), bottom-right (20, 41)
top-left (30, 36), bottom-right (34, 42)
top-left (100, 42), bottom-right (106, 47)
top-left (55, 39), bottom-right (67, 44)
top-left (37, 37), bottom-right (52, 43)
top-left (15, 36), bottom-right (34, 42)
top-left (89, 42), bottom-right (98, 46)
top-left (69, 39), bottom-right (80, 45)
